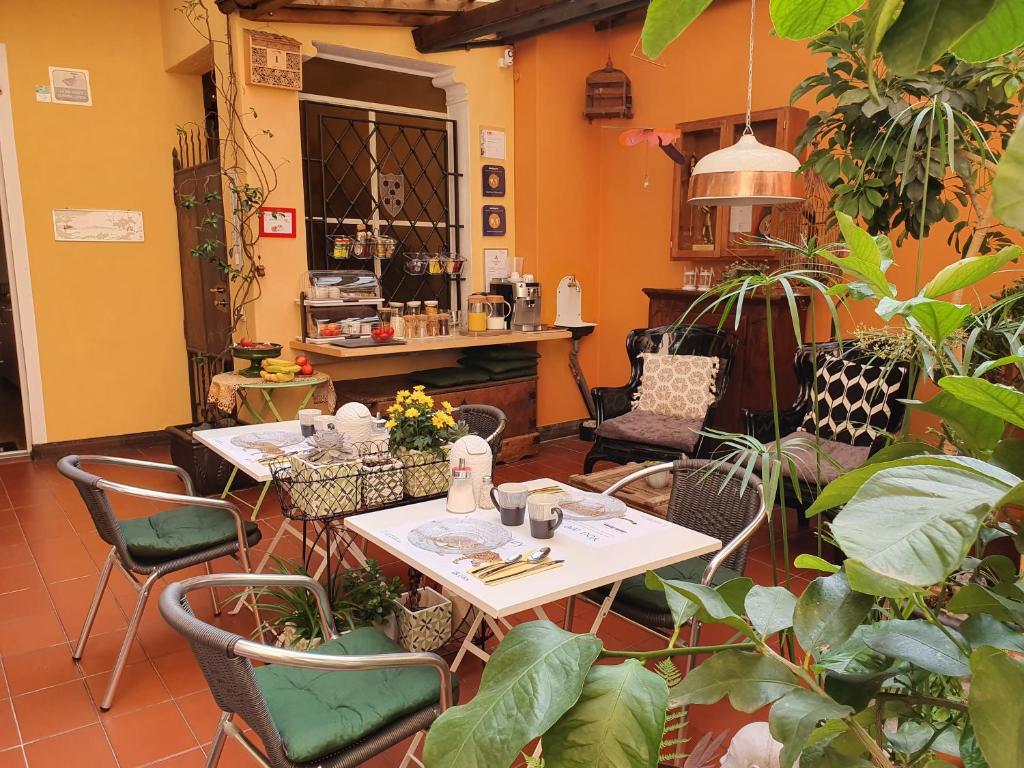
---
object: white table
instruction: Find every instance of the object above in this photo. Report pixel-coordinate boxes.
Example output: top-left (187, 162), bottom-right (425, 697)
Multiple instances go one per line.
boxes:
top-left (346, 478), bottom-right (721, 671)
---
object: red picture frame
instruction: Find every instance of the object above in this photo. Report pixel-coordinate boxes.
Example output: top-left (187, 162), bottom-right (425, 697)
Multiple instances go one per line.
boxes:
top-left (259, 207), bottom-right (297, 238)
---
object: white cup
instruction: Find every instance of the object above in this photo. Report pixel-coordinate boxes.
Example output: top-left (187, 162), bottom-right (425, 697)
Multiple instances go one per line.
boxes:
top-left (486, 316), bottom-right (506, 330)
top-left (313, 415), bottom-right (338, 433)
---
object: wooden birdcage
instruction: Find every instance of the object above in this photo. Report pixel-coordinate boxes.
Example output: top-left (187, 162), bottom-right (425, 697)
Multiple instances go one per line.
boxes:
top-left (584, 58), bottom-right (633, 122)
top-left (771, 170), bottom-right (842, 283)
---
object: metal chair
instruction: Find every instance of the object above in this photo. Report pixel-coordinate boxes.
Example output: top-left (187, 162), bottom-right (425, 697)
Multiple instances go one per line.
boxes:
top-left (159, 573), bottom-right (454, 768)
top-left (56, 454), bottom-right (261, 710)
top-left (586, 459), bottom-right (768, 631)
top-left (584, 325), bottom-right (738, 472)
top-left (455, 404), bottom-right (507, 458)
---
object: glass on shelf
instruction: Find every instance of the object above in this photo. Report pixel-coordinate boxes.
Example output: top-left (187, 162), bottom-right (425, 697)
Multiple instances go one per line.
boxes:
top-left (427, 255), bottom-right (444, 275)
top-left (405, 253), bottom-right (427, 275)
top-left (444, 256), bottom-right (466, 275)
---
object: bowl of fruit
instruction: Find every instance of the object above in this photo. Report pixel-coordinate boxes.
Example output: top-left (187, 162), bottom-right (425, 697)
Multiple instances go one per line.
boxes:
top-left (370, 324), bottom-right (396, 344)
top-left (232, 339), bottom-right (283, 378)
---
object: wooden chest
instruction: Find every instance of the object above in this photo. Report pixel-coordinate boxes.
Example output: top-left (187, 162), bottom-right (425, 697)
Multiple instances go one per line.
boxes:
top-left (334, 374), bottom-right (539, 463)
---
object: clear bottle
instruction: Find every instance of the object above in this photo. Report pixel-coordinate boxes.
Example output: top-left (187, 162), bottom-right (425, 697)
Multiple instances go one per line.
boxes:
top-left (447, 460), bottom-right (476, 514)
top-left (477, 475), bottom-right (495, 510)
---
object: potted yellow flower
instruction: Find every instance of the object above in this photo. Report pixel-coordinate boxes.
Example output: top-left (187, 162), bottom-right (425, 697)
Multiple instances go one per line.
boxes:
top-left (385, 386), bottom-right (468, 497)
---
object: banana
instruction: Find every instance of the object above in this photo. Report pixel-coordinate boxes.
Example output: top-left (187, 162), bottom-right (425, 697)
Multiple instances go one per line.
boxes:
top-left (262, 363), bottom-right (301, 374)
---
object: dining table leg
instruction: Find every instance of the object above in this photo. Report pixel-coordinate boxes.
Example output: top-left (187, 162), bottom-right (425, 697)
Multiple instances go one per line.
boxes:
top-left (563, 595), bottom-right (576, 630)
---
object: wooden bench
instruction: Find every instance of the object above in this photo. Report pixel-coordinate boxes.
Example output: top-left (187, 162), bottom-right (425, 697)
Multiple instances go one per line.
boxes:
top-left (334, 374), bottom-right (539, 463)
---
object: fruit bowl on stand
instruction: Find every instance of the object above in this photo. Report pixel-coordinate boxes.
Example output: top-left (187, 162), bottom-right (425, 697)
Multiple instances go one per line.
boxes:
top-left (232, 342), bottom-right (283, 378)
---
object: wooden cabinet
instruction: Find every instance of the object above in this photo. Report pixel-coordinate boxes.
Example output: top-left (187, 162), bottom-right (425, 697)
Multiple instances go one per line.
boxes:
top-left (644, 288), bottom-right (808, 433)
top-left (334, 374), bottom-right (539, 463)
top-left (670, 106), bottom-right (807, 261)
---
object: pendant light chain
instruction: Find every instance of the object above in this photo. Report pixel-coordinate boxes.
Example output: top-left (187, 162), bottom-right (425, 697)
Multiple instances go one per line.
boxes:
top-left (745, 0), bottom-right (756, 134)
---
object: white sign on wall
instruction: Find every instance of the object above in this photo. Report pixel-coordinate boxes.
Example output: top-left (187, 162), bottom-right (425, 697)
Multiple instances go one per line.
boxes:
top-left (48, 67), bottom-right (92, 106)
top-left (52, 209), bottom-right (144, 242)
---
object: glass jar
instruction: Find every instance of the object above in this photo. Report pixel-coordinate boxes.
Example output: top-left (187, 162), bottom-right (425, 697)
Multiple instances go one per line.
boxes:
top-left (438, 312), bottom-right (451, 336)
top-left (405, 315), bottom-right (423, 339)
top-left (424, 300), bottom-right (439, 315)
top-left (467, 295), bottom-right (491, 333)
top-left (405, 300), bottom-right (422, 316)
top-left (427, 255), bottom-right (444, 275)
top-left (425, 314), bottom-right (440, 337)
top-left (478, 475), bottom-right (495, 509)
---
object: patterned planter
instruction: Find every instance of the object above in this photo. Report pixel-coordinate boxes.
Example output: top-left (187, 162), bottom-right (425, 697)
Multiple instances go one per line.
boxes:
top-left (394, 587), bottom-right (452, 653)
top-left (359, 455), bottom-right (404, 509)
top-left (286, 455), bottom-right (359, 518)
top-left (395, 446), bottom-right (451, 498)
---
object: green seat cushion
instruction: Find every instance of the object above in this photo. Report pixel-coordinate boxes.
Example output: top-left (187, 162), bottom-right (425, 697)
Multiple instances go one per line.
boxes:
top-left (459, 356), bottom-right (538, 374)
top-left (486, 365), bottom-right (537, 380)
top-left (119, 505), bottom-right (258, 560)
top-left (614, 558), bottom-right (740, 615)
top-left (463, 346), bottom-right (540, 362)
top-left (409, 367), bottom-right (492, 387)
top-left (254, 627), bottom-right (447, 763)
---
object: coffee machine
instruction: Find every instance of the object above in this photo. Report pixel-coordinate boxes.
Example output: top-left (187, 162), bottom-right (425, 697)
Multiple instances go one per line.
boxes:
top-left (510, 279), bottom-right (543, 331)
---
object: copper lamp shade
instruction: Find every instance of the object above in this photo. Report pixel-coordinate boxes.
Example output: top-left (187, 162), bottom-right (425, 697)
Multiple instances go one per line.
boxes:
top-left (688, 134), bottom-right (804, 206)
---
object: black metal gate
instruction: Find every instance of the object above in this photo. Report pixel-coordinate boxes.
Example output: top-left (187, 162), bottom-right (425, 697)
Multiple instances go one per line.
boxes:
top-left (300, 100), bottom-right (463, 308)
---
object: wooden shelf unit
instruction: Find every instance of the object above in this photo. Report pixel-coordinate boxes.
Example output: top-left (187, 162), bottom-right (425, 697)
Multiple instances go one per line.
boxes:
top-left (670, 106), bottom-right (808, 262)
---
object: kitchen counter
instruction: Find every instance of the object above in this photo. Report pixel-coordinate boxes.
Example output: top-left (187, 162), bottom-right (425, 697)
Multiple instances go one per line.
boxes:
top-left (291, 328), bottom-right (572, 360)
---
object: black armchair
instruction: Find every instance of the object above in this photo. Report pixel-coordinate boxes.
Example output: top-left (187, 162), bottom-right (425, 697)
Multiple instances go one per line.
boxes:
top-left (584, 324), bottom-right (738, 473)
top-left (743, 340), bottom-right (912, 520)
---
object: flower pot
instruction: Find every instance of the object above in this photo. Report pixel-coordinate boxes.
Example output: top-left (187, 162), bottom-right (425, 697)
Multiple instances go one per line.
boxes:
top-left (394, 587), bottom-right (452, 653)
top-left (359, 455), bottom-right (404, 509)
top-left (395, 446), bottom-right (451, 498)
top-left (273, 623), bottom-right (323, 651)
top-left (286, 455), bottom-right (359, 518)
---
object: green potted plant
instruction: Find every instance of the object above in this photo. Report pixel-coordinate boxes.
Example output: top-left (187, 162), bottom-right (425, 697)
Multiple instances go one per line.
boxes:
top-left (385, 385), bottom-right (467, 497)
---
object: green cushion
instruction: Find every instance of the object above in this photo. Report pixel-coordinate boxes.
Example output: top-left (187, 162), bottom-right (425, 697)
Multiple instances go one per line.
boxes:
top-left (486, 365), bottom-right (537, 381)
top-left (463, 346), bottom-right (540, 362)
top-left (409, 367), bottom-right (493, 387)
top-left (254, 627), bottom-right (446, 763)
top-left (119, 505), bottom-right (258, 560)
top-left (614, 558), bottom-right (740, 615)
top-left (459, 357), bottom-right (538, 374)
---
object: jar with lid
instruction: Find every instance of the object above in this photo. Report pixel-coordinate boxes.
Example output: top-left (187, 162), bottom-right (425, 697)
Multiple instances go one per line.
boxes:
top-left (437, 312), bottom-right (451, 336)
top-left (405, 300), bottom-right (423, 316)
top-left (447, 460), bottom-right (476, 514)
top-left (477, 475), bottom-right (495, 510)
top-left (424, 300), bottom-right (439, 315)
top-left (405, 315), bottom-right (423, 339)
top-left (467, 295), bottom-right (491, 333)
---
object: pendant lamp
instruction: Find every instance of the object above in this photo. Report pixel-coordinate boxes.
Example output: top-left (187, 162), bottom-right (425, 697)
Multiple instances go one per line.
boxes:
top-left (688, 0), bottom-right (804, 206)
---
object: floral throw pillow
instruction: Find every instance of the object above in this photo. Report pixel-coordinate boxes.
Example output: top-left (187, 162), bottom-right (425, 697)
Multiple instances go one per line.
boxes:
top-left (631, 353), bottom-right (719, 420)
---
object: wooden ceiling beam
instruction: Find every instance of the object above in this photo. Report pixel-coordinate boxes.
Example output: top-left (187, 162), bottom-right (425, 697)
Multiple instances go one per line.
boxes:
top-left (249, 6), bottom-right (452, 24)
top-left (412, 0), bottom-right (646, 53)
top-left (287, 0), bottom-right (475, 11)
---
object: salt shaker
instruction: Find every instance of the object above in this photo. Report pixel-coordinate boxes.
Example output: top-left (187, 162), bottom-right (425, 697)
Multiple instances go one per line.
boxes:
top-left (478, 475), bottom-right (495, 510)
top-left (446, 459), bottom-right (476, 514)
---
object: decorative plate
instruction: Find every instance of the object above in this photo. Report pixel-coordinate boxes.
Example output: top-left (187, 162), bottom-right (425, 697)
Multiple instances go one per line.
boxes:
top-left (408, 519), bottom-right (512, 555)
top-left (230, 431), bottom-right (306, 450)
top-left (556, 491), bottom-right (628, 521)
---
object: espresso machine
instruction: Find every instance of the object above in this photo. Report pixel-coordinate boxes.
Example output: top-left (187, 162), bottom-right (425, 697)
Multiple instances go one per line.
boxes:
top-left (489, 277), bottom-right (543, 330)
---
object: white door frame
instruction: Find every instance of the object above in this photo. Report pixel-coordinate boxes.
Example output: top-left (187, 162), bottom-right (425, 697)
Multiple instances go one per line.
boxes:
top-left (0, 43), bottom-right (46, 449)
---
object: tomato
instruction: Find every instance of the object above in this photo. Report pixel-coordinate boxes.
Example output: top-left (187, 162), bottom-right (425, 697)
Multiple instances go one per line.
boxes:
top-left (295, 355), bottom-right (308, 367)
top-left (301, 364), bottom-right (314, 375)
top-left (238, 337), bottom-right (254, 348)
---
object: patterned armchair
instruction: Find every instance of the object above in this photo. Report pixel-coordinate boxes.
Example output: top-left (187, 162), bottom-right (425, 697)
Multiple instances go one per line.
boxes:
top-left (584, 325), bottom-right (738, 473)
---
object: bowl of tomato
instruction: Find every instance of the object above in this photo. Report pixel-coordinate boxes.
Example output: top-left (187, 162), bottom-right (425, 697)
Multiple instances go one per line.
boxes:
top-left (370, 324), bottom-right (396, 344)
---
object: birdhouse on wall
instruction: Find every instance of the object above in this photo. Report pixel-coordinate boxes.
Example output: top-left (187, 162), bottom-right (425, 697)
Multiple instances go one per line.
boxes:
top-left (584, 58), bottom-right (633, 122)
top-left (245, 30), bottom-right (302, 91)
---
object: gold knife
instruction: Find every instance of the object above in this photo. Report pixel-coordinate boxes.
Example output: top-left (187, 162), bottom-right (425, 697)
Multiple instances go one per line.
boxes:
top-left (484, 560), bottom-right (565, 585)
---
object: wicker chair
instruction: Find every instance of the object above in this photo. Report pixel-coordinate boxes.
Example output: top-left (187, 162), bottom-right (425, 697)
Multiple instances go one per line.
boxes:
top-left (56, 455), bottom-right (261, 710)
top-left (585, 459), bottom-right (769, 631)
top-left (159, 573), bottom-right (454, 768)
top-left (584, 325), bottom-right (738, 473)
top-left (743, 340), bottom-right (912, 524)
top-left (455, 404), bottom-right (507, 457)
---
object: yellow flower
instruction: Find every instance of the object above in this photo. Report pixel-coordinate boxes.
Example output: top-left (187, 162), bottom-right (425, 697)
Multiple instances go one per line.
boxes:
top-left (385, 419), bottom-right (396, 429)
top-left (431, 413), bottom-right (445, 429)
top-left (442, 401), bottom-right (453, 413)
top-left (413, 385), bottom-right (426, 392)
top-left (387, 403), bottom-right (402, 414)
top-left (432, 412), bottom-right (455, 429)
top-left (396, 389), bottom-right (411, 404)
top-left (404, 407), bottom-right (420, 418)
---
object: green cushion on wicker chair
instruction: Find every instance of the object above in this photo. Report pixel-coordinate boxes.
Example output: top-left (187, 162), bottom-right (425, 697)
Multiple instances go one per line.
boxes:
top-left (613, 558), bottom-right (740, 614)
top-left (119, 506), bottom-right (258, 560)
top-left (254, 627), bottom-right (449, 763)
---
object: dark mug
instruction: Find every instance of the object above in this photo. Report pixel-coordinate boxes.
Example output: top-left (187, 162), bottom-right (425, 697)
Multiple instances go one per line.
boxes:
top-left (490, 482), bottom-right (528, 526)
top-left (529, 506), bottom-right (564, 539)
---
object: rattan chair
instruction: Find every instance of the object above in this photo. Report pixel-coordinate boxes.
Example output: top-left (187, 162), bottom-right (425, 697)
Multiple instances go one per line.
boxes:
top-left (455, 404), bottom-right (507, 457)
top-left (159, 573), bottom-right (454, 768)
top-left (56, 455), bottom-right (261, 710)
top-left (586, 459), bottom-right (768, 630)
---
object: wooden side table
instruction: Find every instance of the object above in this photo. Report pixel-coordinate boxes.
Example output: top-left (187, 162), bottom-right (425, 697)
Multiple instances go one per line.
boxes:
top-left (568, 462), bottom-right (671, 519)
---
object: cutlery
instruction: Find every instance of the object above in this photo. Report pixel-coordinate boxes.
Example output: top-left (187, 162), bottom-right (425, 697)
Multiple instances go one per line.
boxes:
top-left (470, 553), bottom-right (522, 576)
top-left (472, 547), bottom-right (550, 578)
top-left (528, 486), bottom-right (564, 495)
top-left (484, 559), bottom-right (565, 585)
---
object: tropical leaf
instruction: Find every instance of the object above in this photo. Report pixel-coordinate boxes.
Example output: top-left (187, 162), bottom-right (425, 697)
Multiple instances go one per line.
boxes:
top-left (922, 246), bottom-right (1021, 298)
top-left (960, 614), bottom-right (1024, 652)
top-left (992, 439), bottom-right (1024, 476)
top-left (968, 646), bottom-right (1024, 768)
top-left (543, 660), bottom-right (669, 768)
top-left (769, 0), bottom-right (865, 39)
top-left (640, 0), bottom-right (714, 59)
top-left (948, 584), bottom-right (1024, 627)
top-left (993, 124), bottom-right (1024, 232)
top-left (880, 0), bottom-right (995, 76)
top-left (745, 585), bottom-right (798, 637)
top-left (827, 212), bottom-right (895, 298)
top-left (794, 572), bottom-right (873, 657)
top-left (865, 440), bottom-right (941, 464)
top-left (646, 574), bottom-right (757, 639)
top-left (423, 621), bottom-right (602, 768)
top-left (674, 650), bottom-right (800, 713)
top-left (769, 690), bottom-right (853, 768)
top-left (861, 619), bottom-right (970, 676)
top-left (906, 390), bottom-right (1005, 456)
top-left (831, 465), bottom-right (1011, 586)
top-left (844, 558), bottom-right (926, 599)
top-left (952, 0), bottom-right (1024, 61)
top-left (939, 375), bottom-right (1024, 429)
top-left (908, 300), bottom-right (972, 345)
top-left (794, 554), bottom-right (841, 574)
top-left (864, 0), bottom-right (904, 97)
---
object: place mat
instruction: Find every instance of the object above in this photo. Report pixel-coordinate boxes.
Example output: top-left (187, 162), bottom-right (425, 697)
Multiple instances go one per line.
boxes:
top-left (208, 371), bottom-right (336, 414)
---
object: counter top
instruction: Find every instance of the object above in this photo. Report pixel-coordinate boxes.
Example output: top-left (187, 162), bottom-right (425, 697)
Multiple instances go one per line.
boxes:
top-left (291, 328), bottom-right (572, 360)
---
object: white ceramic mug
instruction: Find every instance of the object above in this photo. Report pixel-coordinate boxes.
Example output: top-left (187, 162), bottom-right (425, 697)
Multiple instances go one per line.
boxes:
top-left (313, 415), bottom-right (338, 433)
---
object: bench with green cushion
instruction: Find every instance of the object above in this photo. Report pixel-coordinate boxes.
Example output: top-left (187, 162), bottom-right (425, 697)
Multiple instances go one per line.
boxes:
top-left (119, 506), bottom-right (260, 560)
top-left (254, 627), bottom-right (453, 763)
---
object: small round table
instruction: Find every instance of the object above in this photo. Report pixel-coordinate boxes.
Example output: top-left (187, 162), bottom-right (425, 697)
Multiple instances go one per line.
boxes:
top-left (208, 371), bottom-right (335, 423)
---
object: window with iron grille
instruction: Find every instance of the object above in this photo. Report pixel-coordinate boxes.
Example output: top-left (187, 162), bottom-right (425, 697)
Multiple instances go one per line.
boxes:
top-left (300, 98), bottom-right (462, 309)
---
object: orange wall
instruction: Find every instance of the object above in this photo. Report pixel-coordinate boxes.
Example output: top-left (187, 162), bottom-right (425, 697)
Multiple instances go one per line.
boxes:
top-left (515, 0), bottom-right (1022, 431)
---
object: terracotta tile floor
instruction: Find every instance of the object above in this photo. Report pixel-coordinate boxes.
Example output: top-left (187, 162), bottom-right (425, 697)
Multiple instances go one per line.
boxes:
top-left (0, 437), bottom-right (826, 767)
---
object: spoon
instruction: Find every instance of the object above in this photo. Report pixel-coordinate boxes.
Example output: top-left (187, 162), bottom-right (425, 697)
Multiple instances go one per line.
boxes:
top-left (472, 547), bottom-right (551, 577)
top-left (471, 553), bottom-right (522, 575)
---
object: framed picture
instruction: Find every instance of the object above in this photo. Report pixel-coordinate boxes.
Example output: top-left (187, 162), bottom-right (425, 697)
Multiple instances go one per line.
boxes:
top-left (259, 207), bottom-right (297, 238)
top-left (482, 165), bottom-right (505, 197)
top-left (48, 67), bottom-right (92, 106)
top-left (482, 205), bottom-right (506, 237)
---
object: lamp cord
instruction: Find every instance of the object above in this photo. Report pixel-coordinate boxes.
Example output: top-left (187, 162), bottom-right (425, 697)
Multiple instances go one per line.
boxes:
top-left (745, 0), bottom-right (756, 134)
